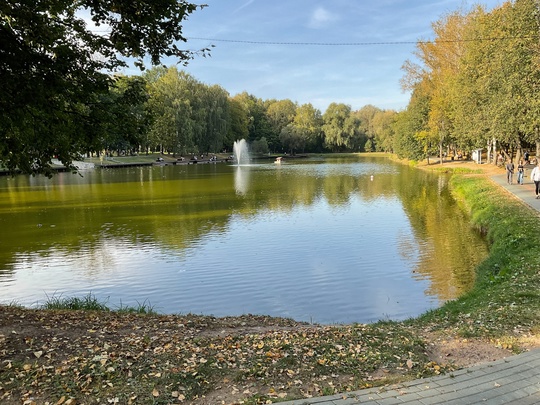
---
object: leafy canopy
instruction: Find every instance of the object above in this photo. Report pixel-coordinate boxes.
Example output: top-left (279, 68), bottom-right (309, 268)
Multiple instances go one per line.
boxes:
top-left (0, 0), bottom-right (207, 175)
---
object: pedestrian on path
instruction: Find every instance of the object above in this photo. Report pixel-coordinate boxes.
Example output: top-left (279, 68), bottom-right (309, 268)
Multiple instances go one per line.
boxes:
top-left (531, 164), bottom-right (540, 198)
top-left (517, 160), bottom-right (525, 185)
top-left (505, 158), bottom-right (514, 184)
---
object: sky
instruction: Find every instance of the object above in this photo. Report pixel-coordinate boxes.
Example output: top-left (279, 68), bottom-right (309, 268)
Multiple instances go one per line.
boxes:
top-left (139, 0), bottom-right (503, 113)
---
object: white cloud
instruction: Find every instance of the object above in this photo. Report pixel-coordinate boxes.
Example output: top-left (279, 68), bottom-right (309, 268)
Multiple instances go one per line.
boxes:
top-left (308, 6), bottom-right (338, 29)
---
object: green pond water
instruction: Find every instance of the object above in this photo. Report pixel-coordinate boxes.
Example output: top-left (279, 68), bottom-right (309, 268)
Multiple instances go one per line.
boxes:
top-left (0, 155), bottom-right (488, 324)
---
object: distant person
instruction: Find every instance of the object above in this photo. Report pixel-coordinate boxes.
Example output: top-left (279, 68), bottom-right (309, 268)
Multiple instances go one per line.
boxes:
top-left (505, 159), bottom-right (514, 184)
top-left (531, 164), bottom-right (540, 199)
top-left (524, 151), bottom-right (530, 163)
top-left (517, 160), bottom-right (525, 185)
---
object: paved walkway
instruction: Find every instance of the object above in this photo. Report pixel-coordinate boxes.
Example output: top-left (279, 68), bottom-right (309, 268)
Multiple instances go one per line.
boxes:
top-left (279, 169), bottom-right (540, 405)
top-left (279, 348), bottom-right (540, 404)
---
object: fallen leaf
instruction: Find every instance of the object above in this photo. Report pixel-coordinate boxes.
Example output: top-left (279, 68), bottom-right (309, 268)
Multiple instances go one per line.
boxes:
top-left (152, 388), bottom-right (159, 397)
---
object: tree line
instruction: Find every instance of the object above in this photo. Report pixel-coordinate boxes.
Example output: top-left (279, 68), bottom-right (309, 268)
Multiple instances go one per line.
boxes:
top-left (1, 0), bottom-right (535, 175)
top-left (98, 66), bottom-right (397, 159)
top-left (396, 0), bottom-right (540, 164)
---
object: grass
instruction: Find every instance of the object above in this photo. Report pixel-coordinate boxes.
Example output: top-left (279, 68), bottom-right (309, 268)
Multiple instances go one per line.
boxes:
top-left (407, 174), bottom-right (540, 343)
top-left (430, 166), bottom-right (484, 174)
top-left (116, 299), bottom-right (157, 315)
top-left (41, 293), bottom-right (111, 312)
top-left (41, 293), bottom-right (157, 314)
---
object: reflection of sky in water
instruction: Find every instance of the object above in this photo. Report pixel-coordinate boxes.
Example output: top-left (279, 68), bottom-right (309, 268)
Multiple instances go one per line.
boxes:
top-left (1, 195), bottom-right (433, 324)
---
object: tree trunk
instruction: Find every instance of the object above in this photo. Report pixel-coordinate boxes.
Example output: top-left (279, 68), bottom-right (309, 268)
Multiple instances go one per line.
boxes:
top-left (493, 137), bottom-right (498, 166)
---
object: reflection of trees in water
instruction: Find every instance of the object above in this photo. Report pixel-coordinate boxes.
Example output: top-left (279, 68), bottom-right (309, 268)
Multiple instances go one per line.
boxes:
top-left (0, 159), bottom-right (487, 303)
top-left (394, 168), bottom-right (487, 301)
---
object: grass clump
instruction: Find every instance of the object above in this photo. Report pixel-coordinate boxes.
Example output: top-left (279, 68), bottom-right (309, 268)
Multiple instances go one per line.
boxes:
top-left (41, 293), bottom-right (110, 312)
top-left (116, 299), bottom-right (157, 315)
top-left (41, 293), bottom-right (157, 315)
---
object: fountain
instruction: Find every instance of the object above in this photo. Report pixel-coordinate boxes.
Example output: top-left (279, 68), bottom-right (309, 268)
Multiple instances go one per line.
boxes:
top-left (232, 139), bottom-right (250, 165)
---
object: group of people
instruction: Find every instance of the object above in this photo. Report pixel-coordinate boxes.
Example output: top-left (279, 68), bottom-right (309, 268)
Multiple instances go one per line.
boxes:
top-left (506, 156), bottom-right (540, 199)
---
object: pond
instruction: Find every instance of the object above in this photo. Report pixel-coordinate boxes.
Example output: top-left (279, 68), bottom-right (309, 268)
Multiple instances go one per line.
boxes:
top-left (0, 155), bottom-right (488, 324)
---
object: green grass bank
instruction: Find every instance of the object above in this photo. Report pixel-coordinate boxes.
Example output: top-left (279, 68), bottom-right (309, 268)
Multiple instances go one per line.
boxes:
top-left (409, 173), bottom-right (540, 341)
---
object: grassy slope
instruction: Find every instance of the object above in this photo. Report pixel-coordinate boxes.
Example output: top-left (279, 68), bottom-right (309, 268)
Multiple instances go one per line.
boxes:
top-left (409, 173), bottom-right (540, 340)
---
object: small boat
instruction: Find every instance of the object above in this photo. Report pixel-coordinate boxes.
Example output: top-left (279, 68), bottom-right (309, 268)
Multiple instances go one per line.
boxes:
top-left (274, 157), bottom-right (283, 164)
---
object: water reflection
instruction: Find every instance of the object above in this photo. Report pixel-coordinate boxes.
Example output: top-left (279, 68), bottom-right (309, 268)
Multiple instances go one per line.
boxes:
top-left (234, 166), bottom-right (251, 195)
top-left (0, 156), bottom-right (488, 323)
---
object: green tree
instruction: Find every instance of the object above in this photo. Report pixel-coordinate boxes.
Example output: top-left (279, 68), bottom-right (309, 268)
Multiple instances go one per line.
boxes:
top-left (393, 90), bottom-right (430, 161)
top-left (233, 92), bottom-right (273, 146)
top-left (322, 103), bottom-right (362, 152)
top-left (280, 125), bottom-right (304, 154)
top-left (478, 0), bottom-right (540, 159)
top-left (1, 0), bottom-right (206, 175)
top-left (354, 105), bottom-right (380, 151)
top-left (372, 110), bottom-right (397, 152)
top-left (201, 85), bottom-right (230, 154)
top-left (146, 67), bottom-right (203, 155)
top-left (251, 137), bottom-right (270, 154)
top-left (226, 98), bottom-right (249, 150)
top-left (266, 99), bottom-right (297, 150)
top-left (100, 76), bottom-right (150, 156)
top-left (291, 103), bottom-right (324, 152)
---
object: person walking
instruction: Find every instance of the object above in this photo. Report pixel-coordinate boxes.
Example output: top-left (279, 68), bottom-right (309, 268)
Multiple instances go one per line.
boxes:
top-left (505, 158), bottom-right (515, 184)
top-left (531, 164), bottom-right (540, 198)
top-left (517, 160), bottom-right (525, 185)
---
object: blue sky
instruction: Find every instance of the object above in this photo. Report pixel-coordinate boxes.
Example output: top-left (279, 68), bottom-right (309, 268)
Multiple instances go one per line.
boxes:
top-left (163, 1), bottom-right (503, 113)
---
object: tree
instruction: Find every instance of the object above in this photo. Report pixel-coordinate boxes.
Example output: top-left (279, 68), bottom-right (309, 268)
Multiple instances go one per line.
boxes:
top-left (404, 8), bottom-right (471, 164)
top-left (393, 89), bottom-right (430, 161)
top-left (399, 1), bottom-right (540, 164)
top-left (322, 103), bottom-right (362, 152)
top-left (251, 137), bottom-right (270, 154)
top-left (290, 103), bottom-right (324, 152)
top-left (478, 0), bottom-right (540, 159)
top-left (89, 75), bottom-right (150, 157)
top-left (354, 104), bottom-right (382, 144)
top-left (233, 92), bottom-right (273, 146)
top-left (266, 99), bottom-right (296, 150)
top-left (201, 85), bottom-right (230, 154)
top-left (372, 110), bottom-right (397, 152)
top-left (226, 98), bottom-right (249, 150)
top-left (0, 0), bottom-right (207, 175)
top-left (146, 67), bottom-right (205, 156)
